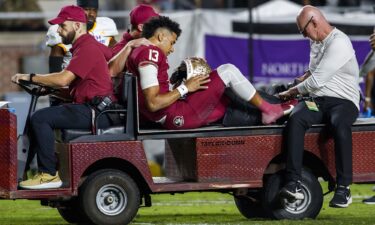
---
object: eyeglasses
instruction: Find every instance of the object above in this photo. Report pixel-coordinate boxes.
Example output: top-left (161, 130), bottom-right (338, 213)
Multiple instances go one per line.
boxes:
top-left (300, 16), bottom-right (313, 37)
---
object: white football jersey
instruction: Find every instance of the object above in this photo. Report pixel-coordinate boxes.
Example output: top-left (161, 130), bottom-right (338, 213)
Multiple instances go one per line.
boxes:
top-left (45, 17), bottom-right (118, 69)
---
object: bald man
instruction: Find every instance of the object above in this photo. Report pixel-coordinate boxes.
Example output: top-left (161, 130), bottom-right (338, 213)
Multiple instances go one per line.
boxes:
top-left (278, 5), bottom-right (360, 208)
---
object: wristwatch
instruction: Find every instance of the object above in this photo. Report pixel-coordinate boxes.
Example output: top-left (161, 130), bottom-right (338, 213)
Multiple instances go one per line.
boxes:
top-left (30, 73), bottom-right (35, 82)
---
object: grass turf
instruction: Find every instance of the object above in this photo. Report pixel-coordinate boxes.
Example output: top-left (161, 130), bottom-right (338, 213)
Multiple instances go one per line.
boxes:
top-left (0, 183), bottom-right (374, 225)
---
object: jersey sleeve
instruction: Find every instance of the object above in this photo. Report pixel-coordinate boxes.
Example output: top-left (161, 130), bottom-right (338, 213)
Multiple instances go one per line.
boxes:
top-left (134, 47), bottom-right (163, 69)
top-left (46, 25), bottom-right (62, 47)
top-left (96, 17), bottom-right (119, 36)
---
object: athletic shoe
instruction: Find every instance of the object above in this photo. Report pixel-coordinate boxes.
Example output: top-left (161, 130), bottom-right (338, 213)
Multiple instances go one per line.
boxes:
top-left (19, 172), bottom-right (62, 189)
top-left (282, 99), bottom-right (299, 109)
top-left (329, 185), bottom-right (352, 208)
top-left (279, 180), bottom-right (304, 200)
top-left (363, 196), bottom-right (375, 205)
top-left (262, 104), bottom-right (295, 124)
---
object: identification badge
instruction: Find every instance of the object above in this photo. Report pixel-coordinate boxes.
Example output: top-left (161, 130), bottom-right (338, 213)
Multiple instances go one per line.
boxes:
top-left (305, 100), bottom-right (319, 111)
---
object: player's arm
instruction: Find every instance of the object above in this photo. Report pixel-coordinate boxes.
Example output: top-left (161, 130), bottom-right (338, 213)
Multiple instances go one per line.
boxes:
top-left (141, 64), bottom-right (210, 112)
top-left (46, 25), bottom-right (66, 73)
top-left (108, 38), bottom-right (153, 77)
top-left (49, 45), bottom-right (64, 73)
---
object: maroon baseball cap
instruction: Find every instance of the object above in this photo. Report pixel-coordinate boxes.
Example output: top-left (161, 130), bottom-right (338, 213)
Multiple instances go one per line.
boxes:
top-left (48, 5), bottom-right (87, 25)
top-left (130, 4), bottom-right (159, 26)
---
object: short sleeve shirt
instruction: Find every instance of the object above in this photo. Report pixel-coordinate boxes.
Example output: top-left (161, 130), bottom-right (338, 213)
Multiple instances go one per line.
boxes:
top-left (126, 45), bottom-right (169, 122)
top-left (66, 34), bottom-right (115, 103)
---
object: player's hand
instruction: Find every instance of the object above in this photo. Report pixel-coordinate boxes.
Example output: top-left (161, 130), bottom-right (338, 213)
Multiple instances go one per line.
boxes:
top-left (11, 73), bottom-right (29, 84)
top-left (370, 33), bottom-right (375, 50)
top-left (127, 38), bottom-right (154, 49)
top-left (184, 74), bottom-right (210, 93)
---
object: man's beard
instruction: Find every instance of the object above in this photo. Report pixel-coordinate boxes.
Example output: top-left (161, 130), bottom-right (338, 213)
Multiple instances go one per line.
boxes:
top-left (61, 30), bottom-right (76, 45)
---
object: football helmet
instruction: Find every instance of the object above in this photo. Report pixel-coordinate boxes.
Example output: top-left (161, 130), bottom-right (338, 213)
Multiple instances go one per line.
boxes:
top-left (170, 57), bottom-right (212, 85)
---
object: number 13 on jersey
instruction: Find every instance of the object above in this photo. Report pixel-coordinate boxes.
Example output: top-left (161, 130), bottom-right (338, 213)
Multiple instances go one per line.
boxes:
top-left (148, 49), bottom-right (159, 62)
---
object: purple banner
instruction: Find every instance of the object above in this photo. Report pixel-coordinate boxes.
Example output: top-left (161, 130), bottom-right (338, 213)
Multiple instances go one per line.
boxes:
top-left (205, 34), bottom-right (371, 83)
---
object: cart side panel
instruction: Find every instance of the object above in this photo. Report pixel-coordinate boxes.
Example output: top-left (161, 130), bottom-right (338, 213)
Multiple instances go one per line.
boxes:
top-left (70, 141), bottom-right (151, 192)
top-left (196, 135), bottom-right (282, 184)
top-left (0, 109), bottom-right (17, 193)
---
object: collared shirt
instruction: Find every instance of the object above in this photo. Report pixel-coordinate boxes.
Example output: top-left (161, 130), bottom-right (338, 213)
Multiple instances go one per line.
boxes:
top-left (296, 28), bottom-right (360, 109)
top-left (66, 34), bottom-right (115, 103)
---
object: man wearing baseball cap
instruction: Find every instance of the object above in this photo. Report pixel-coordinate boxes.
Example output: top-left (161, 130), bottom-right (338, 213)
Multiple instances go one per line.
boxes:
top-left (46, 0), bottom-right (118, 74)
top-left (111, 4), bottom-right (159, 57)
top-left (46, 0), bottom-right (118, 108)
top-left (12, 5), bottom-right (116, 190)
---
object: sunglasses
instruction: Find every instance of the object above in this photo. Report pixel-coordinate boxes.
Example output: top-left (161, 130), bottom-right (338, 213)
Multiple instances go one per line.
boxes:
top-left (300, 16), bottom-right (313, 37)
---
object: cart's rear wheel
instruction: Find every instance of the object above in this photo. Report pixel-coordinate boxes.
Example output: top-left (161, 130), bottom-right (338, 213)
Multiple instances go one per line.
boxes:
top-left (263, 169), bottom-right (323, 219)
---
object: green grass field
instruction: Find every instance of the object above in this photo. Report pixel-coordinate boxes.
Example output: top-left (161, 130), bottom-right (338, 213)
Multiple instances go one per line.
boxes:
top-left (0, 183), bottom-right (374, 225)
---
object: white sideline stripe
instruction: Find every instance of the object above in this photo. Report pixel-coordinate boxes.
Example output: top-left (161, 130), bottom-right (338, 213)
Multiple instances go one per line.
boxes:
top-left (324, 195), bottom-right (372, 199)
top-left (134, 224), bottom-right (211, 225)
top-left (151, 200), bottom-right (233, 206)
top-left (136, 196), bottom-right (374, 207)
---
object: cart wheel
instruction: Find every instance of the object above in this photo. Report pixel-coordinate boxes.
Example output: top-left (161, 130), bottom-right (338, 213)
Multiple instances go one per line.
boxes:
top-left (79, 169), bottom-right (140, 225)
top-left (263, 169), bottom-right (323, 219)
top-left (234, 190), bottom-right (267, 218)
top-left (57, 197), bottom-right (88, 224)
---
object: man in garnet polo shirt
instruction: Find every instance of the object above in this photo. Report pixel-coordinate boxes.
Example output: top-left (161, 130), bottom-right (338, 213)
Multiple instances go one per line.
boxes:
top-left (11, 5), bottom-right (116, 190)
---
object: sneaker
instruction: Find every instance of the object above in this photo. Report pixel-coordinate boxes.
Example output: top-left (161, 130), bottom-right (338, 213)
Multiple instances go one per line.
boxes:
top-left (329, 185), bottom-right (352, 208)
top-left (363, 196), bottom-right (375, 205)
top-left (19, 172), bottom-right (62, 190)
top-left (279, 180), bottom-right (304, 200)
top-left (262, 104), bottom-right (294, 125)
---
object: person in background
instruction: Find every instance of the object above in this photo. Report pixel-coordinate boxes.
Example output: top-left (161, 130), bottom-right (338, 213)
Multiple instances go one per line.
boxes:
top-left (361, 30), bottom-right (375, 205)
top-left (46, 0), bottom-right (118, 74)
top-left (111, 4), bottom-right (159, 57)
top-left (12, 5), bottom-right (116, 190)
top-left (360, 31), bottom-right (375, 115)
top-left (278, 5), bottom-right (360, 208)
top-left (363, 187), bottom-right (375, 204)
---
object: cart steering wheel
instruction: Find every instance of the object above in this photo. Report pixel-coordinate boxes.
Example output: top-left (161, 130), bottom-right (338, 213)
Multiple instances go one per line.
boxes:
top-left (17, 79), bottom-right (59, 97)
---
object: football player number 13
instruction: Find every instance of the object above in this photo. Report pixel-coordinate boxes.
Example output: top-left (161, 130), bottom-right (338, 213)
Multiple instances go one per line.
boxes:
top-left (148, 49), bottom-right (159, 62)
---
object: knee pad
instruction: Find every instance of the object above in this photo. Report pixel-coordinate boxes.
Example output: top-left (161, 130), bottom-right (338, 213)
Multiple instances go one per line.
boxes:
top-left (217, 64), bottom-right (256, 101)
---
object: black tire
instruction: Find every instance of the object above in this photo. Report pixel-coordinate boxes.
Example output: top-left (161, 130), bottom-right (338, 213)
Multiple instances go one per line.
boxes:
top-left (57, 198), bottom-right (89, 224)
top-left (262, 169), bottom-right (323, 219)
top-left (234, 189), bottom-right (267, 218)
top-left (79, 169), bottom-right (140, 225)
